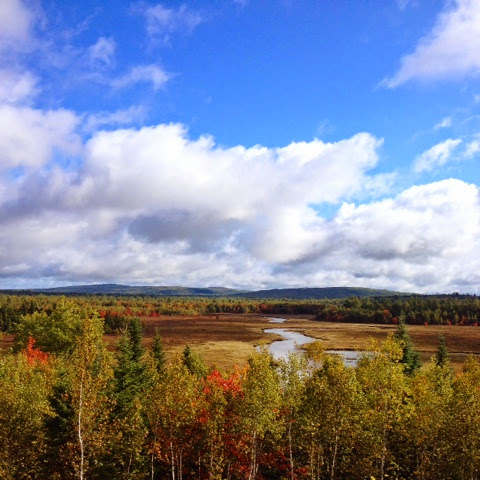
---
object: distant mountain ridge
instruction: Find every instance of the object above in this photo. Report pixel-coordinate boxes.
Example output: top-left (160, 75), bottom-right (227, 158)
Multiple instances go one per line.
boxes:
top-left (1, 284), bottom-right (410, 299)
top-left (24, 284), bottom-right (244, 297)
top-left (231, 286), bottom-right (409, 299)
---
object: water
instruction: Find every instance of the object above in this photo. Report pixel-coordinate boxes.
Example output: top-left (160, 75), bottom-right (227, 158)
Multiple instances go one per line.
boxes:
top-left (262, 318), bottom-right (362, 366)
top-left (264, 328), bottom-right (316, 360)
top-left (268, 317), bottom-right (287, 324)
top-left (325, 350), bottom-right (362, 367)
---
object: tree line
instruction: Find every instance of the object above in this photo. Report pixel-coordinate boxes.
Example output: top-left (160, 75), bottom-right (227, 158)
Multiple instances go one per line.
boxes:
top-left (2, 300), bottom-right (480, 479)
top-left (1, 293), bottom-right (480, 333)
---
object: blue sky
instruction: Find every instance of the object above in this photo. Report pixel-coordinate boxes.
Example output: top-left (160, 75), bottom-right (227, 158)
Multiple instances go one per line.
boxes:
top-left (0, 0), bottom-right (479, 293)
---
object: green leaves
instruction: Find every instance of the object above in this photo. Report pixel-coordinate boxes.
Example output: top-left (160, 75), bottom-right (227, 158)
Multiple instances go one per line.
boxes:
top-left (14, 301), bottom-right (94, 356)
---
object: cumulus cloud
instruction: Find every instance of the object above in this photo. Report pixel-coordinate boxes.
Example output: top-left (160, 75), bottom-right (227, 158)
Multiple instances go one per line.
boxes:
top-left (112, 64), bottom-right (170, 91)
top-left (413, 138), bottom-right (462, 172)
top-left (0, 105), bottom-right (80, 170)
top-left (383, 0), bottom-right (480, 87)
top-left (0, 120), bottom-right (479, 293)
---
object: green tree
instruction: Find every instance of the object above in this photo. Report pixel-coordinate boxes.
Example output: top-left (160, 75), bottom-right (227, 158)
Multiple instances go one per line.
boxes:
top-left (146, 358), bottom-right (203, 479)
top-left (0, 353), bottom-right (52, 479)
top-left (278, 352), bottom-right (308, 480)
top-left (150, 328), bottom-right (166, 376)
top-left (444, 356), bottom-right (480, 479)
top-left (394, 315), bottom-right (421, 375)
top-left (113, 318), bottom-right (149, 413)
top-left (14, 300), bottom-right (87, 355)
top-left (43, 312), bottom-right (113, 480)
top-left (182, 345), bottom-right (208, 378)
top-left (356, 337), bottom-right (410, 480)
top-left (110, 318), bottom-right (150, 478)
top-left (240, 349), bottom-right (282, 480)
top-left (298, 354), bottom-right (362, 480)
top-left (435, 334), bottom-right (449, 368)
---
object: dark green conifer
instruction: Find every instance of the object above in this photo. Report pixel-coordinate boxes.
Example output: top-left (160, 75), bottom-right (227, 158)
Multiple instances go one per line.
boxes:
top-left (150, 328), bottom-right (166, 375)
top-left (182, 344), bottom-right (208, 378)
top-left (394, 314), bottom-right (421, 375)
top-left (435, 334), bottom-right (449, 368)
top-left (113, 317), bottom-right (149, 413)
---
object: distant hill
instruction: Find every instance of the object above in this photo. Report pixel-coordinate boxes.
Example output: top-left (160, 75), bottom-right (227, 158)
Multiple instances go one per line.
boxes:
top-left (1, 284), bottom-right (410, 299)
top-left (232, 287), bottom-right (409, 300)
top-left (24, 284), bottom-right (245, 297)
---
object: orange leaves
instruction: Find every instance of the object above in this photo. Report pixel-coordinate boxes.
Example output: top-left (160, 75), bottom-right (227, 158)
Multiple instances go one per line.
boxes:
top-left (24, 337), bottom-right (48, 366)
top-left (204, 369), bottom-right (243, 396)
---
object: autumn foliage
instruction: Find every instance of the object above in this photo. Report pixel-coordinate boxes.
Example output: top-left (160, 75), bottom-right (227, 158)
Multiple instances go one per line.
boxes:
top-left (2, 300), bottom-right (480, 479)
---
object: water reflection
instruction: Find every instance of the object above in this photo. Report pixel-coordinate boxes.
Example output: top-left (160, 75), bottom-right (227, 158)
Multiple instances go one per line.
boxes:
top-left (262, 319), bottom-right (362, 367)
top-left (264, 328), bottom-right (315, 361)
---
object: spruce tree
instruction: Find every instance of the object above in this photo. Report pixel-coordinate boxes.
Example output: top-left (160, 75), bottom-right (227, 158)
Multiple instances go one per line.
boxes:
top-left (113, 317), bottom-right (149, 413)
top-left (150, 328), bottom-right (166, 375)
top-left (435, 334), bottom-right (449, 368)
top-left (182, 344), bottom-right (208, 378)
top-left (394, 314), bottom-right (421, 375)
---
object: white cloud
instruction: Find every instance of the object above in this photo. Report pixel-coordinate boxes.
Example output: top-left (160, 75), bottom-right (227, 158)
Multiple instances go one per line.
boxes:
top-left (0, 105), bottom-right (80, 170)
top-left (0, 69), bottom-right (37, 104)
top-left (330, 179), bottom-right (480, 292)
top-left (465, 139), bottom-right (480, 157)
top-left (88, 37), bottom-right (116, 67)
top-left (145, 3), bottom-right (204, 42)
top-left (1, 122), bottom-right (479, 293)
top-left (434, 116), bottom-right (452, 130)
top-left (83, 105), bottom-right (147, 132)
top-left (112, 64), bottom-right (170, 91)
top-left (0, 0), bottom-right (35, 50)
top-left (414, 138), bottom-right (462, 172)
top-left (383, 0), bottom-right (480, 87)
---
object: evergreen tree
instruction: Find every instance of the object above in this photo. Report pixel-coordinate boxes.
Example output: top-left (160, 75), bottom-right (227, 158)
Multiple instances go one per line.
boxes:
top-left (394, 315), bottom-right (421, 375)
top-left (182, 344), bottom-right (208, 378)
top-left (113, 318), bottom-right (149, 413)
top-left (435, 334), bottom-right (449, 368)
top-left (110, 318), bottom-right (150, 478)
top-left (150, 328), bottom-right (166, 375)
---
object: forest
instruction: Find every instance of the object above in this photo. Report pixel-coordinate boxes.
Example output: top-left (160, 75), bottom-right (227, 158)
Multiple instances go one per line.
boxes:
top-left (2, 298), bottom-right (480, 479)
top-left (1, 293), bottom-right (480, 333)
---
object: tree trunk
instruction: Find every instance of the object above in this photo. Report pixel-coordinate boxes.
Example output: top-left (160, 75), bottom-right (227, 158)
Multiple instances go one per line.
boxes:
top-left (288, 421), bottom-right (294, 480)
top-left (78, 374), bottom-right (85, 480)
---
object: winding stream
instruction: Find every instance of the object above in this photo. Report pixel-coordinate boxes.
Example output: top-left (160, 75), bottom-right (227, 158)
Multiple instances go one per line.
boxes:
top-left (264, 317), bottom-right (361, 367)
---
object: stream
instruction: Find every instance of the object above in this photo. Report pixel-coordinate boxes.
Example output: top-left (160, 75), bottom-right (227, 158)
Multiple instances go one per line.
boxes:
top-left (264, 317), bottom-right (361, 367)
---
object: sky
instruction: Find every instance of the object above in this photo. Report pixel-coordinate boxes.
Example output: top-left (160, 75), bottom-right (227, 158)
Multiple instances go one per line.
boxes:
top-left (0, 0), bottom-right (479, 293)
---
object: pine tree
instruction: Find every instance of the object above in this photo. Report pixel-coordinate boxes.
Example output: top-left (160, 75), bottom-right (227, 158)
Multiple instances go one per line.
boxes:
top-left (113, 317), bottom-right (149, 413)
top-left (150, 328), bottom-right (166, 375)
top-left (394, 315), bottom-right (421, 375)
top-left (435, 335), bottom-right (449, 368)
top-left (110, 317), bottom-right (150, 478)
top-left (182, 344), bottom-right (208, 378)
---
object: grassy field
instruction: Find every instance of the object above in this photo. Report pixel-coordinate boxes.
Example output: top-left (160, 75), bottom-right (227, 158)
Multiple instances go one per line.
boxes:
top-left (136, 314), bottom-right (480, 371)
top-left (3, 313), bottom-right (479, 371)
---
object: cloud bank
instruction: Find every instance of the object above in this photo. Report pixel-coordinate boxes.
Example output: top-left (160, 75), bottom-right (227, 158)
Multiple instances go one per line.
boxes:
top-left (0, 113), bottom-right (479, 293)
